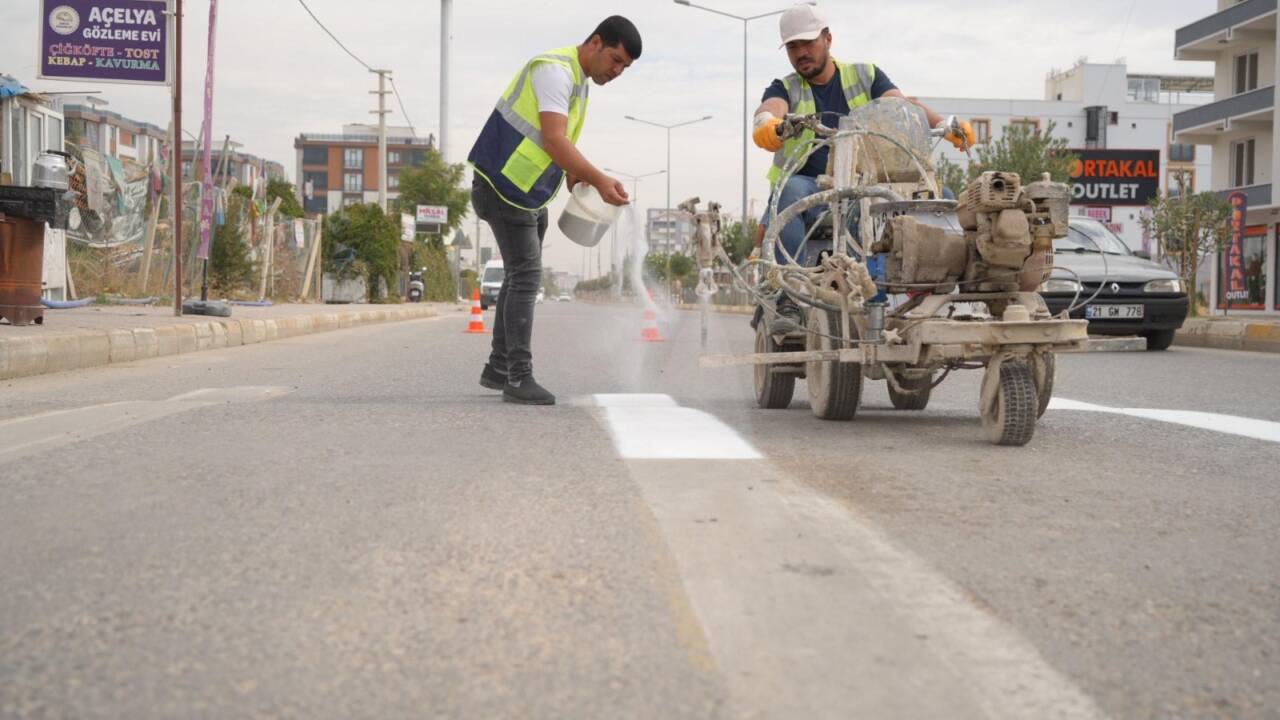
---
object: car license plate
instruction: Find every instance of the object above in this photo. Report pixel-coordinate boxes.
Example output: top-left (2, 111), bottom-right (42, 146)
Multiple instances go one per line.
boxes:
top-left (1086, 304), bottom-right (1144, 319)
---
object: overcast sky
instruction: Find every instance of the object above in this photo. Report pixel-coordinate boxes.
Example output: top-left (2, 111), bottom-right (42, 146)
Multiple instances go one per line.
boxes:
top-left (3, 0), bottom-right (1217, 276)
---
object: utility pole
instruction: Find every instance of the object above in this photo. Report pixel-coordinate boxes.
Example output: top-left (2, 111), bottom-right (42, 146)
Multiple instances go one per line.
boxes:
top-left (371, 69), bottom-right (391, 211)
top-left (440, 0), bottom-right (452, 162)
top-left (475, 213), bottom-right (482, 274)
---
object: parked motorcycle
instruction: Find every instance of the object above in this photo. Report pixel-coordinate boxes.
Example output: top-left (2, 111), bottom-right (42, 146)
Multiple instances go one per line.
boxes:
top-left (408, 268), bottom-right (425, 302)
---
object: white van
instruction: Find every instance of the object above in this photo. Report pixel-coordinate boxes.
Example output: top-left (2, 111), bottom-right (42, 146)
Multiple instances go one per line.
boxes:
top-left (479, 260), bottom-right (504, 310)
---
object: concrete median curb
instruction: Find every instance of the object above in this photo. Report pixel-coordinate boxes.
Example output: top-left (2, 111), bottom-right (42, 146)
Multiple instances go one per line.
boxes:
top-left (0, 305), bottom-right (441, 382)
top-left (1176, 317), bottom-right (1280, 354)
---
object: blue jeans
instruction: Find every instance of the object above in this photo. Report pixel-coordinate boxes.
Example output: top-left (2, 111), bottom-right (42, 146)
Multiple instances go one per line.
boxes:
top-left (762, 175), bottom-right (854, 266)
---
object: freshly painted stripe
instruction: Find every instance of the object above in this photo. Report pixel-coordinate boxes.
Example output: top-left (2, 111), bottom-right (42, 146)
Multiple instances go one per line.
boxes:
top-left (627, 459), bottom-right (1105, 719)
top-left (593, 393), bottom-right (761, 460)
top-left (1051, 397), bottom-right (1280, 444)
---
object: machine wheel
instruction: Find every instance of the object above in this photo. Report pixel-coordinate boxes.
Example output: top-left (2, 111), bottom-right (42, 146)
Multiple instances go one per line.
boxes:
top-left (981, 360), bottom-right (1038, 446)
top-left (480, 301), bottom-right (489, 311)
top-left (754, 322), bottom-right (796, 409)
top-left (1143, 329), bottom-right (1176, 351)
top-left (888, 371), bottom-right (933, 411)
top-left (805, 308), bottom-right (861, 421)
top-left (1034, 352), bottom-right (1056, 418)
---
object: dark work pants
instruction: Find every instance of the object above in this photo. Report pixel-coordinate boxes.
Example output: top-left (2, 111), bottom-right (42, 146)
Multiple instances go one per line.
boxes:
top-left (471, 178), bottom-right (547, 381)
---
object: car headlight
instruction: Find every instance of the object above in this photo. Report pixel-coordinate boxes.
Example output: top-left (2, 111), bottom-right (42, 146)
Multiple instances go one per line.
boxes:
top-left (1039, 278), bottom-right (1082, 293)
top-left (1143, 278), bottom-right (1181, 294)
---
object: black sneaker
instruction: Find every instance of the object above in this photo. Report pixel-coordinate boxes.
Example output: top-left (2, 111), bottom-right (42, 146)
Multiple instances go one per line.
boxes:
top-left (503, 376), bottom-right (556, 406)
top-left (480, 363), bottom-right (507, 390)
top-left (770, 297), bottom-right (803, 335)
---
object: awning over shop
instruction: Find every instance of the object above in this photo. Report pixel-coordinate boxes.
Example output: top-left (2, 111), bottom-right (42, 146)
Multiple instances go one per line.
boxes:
top-left (0, 74), bottom-right (31, 100)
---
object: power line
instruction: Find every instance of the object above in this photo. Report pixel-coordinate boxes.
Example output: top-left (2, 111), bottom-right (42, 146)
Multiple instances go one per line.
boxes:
top-left (295, 0), bottom-right (372, 71)
top-left (389, 75), bottom-right (417, 138)
top-left (294, 0), bottom-right (420, 135)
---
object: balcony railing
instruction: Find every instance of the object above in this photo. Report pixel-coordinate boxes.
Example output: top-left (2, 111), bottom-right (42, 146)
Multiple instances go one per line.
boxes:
top-left (298, 133), bottom-right (433, 147)
top-left (1176, 0), bottom-right (1277, 49)
top-left (1173, 85), bottom-right (1274, 134)
top-left (1219, 184), bottom-right (1273, 208)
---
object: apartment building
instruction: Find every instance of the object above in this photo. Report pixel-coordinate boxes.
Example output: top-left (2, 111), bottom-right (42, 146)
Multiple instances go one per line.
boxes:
top-left (293, 125), bottom-right (436, 215)
top-left (925, 61), bottom-right (1214, 255)
top-left (1174, 0), bottom-right (1280, 313)
top-left (62, 98), bottom-right (167, 167)
top-left (179, 140), bottom-right (286, 187)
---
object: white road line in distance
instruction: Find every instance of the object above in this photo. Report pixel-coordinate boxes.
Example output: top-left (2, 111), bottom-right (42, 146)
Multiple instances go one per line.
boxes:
top-left (0, 387), bottom-right (292, 463)
top-left (592, 393), bottom-right (761, 460)
top-left (1051, 397), bottom-right (1280, 444)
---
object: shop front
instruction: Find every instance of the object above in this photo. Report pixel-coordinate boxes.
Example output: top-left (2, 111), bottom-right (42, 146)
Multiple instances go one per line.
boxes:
top-left (1218, 224), bottom-right (1269, 310)
top-left (1, 76), bottom-right (68, 301)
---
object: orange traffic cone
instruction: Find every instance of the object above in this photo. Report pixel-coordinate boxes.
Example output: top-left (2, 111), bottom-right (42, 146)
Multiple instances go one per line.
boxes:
top-left (638, 306), bottom-right (664, 342)
top-left (464, 289), bottom-right (488, 334)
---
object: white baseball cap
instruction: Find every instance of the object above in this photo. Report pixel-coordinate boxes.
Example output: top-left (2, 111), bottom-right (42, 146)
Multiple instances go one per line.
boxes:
top-left (779, 4), bottom-right (828, 47)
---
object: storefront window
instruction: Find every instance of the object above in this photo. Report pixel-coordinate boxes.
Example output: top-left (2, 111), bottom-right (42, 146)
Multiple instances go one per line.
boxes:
top-left (1220, 225), bottom-right (1268, 310)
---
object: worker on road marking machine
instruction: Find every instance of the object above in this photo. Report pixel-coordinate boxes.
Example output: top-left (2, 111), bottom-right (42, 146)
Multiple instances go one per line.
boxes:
top-left (469, 16), bottom-right (641, 406)
top-left (751, 4), bottom-right (975, 331)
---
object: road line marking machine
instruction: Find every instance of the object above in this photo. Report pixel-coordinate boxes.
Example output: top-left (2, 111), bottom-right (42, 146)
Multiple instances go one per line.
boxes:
top-left (688, 98), bottom-right (1089, 446)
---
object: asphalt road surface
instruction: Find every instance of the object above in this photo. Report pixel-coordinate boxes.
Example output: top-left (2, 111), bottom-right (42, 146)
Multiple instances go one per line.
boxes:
top-left (2, 301), bottom-right (1278, 719)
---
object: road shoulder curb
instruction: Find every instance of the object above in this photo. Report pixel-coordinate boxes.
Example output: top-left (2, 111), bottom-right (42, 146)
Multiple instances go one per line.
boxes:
top-left (0, 305), bottom-right (440, 381)
top-left (1176, 317), bottom-right (1280, 354)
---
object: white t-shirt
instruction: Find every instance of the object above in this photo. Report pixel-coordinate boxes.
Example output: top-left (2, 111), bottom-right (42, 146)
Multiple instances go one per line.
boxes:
top-left (531, 63), bottom-right (574, 117)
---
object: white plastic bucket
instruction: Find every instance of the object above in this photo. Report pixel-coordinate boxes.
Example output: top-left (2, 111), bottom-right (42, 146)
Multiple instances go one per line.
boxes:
top-left (558, 183), bottom-right (621, 247)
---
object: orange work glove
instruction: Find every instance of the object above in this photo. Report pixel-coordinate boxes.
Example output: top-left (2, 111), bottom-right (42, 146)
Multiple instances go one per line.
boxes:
top-left (943, 117), bottom-right (977, 151)
top-left (753, 113), bottom-right (784, 152)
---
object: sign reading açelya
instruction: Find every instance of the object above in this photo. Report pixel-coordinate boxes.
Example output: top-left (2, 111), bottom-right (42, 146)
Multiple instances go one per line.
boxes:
top-left (38, 0), bottom-right (169, 86)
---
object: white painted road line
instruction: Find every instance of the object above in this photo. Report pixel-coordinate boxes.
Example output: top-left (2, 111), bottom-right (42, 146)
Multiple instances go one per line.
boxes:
top-left (592, 393), bottom-right (761, 460)
top-left (597, 394), bottom-right (1103, 719)
top-left (0, 387), bottom-right (291, 463)
top-left (1051, 397), bottom-right (1280, 444)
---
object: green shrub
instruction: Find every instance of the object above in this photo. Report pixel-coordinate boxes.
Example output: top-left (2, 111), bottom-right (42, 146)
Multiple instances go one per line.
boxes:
top-left (209, 193), bottom-right (257, 293)
top-left (410, 236), bottom-right (457, 301)
top-left (323, 203), bottom-right (401, 302)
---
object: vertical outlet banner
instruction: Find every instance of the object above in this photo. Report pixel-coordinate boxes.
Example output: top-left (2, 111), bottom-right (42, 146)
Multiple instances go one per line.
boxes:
top-left (197, 0), bottom-right (219, 260)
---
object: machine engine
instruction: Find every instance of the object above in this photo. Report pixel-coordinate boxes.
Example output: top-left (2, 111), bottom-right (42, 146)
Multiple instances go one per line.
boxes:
top-left (871, 171), bottom-right (1071, 296)
top-left (958, 171), bottom-right (1070, 293)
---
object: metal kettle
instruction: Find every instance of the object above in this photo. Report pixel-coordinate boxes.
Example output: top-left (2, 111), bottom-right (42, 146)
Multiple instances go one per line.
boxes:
top-left (32, 151), bottom-right (70, 191)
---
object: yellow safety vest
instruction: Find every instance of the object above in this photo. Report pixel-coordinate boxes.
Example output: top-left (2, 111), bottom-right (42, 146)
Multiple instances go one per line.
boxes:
top-left (767, 61), bottom-right (877, 187)
top-left (469, 46), bottom-right (591, 210)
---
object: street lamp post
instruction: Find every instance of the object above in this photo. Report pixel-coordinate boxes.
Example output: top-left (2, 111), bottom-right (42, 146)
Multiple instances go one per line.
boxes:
top-left (603, 167), bottom-right (666, 208)
top-left (673, 0), bottom-right (813, 229)
top-left (603, 168), bottom-right (665, 299)
top-left (624, 114), bottom-right (711, 301)
top-left (624, 114), bottom-right (711, 254)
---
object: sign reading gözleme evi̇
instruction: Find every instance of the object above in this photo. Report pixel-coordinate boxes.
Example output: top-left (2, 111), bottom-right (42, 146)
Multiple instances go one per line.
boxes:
top-left (1068, 149), bottom-right (1161, 206)
top-left (38, 0), bottom-right (169, 86)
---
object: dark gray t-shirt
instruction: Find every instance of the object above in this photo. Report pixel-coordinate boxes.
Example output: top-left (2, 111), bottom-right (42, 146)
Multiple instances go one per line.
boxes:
top-left (762, 65), bottom-right (897, 178)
